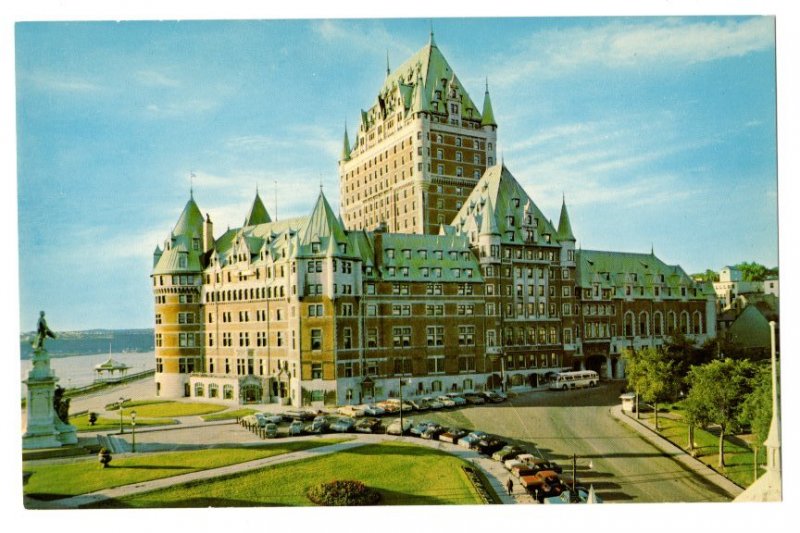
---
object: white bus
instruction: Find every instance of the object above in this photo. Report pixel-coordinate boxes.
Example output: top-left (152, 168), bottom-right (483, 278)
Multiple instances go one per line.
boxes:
top-left (549, 370), bottom-right (599, 390)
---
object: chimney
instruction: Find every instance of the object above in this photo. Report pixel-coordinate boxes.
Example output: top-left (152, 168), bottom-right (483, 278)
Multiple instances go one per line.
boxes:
top-left (373, 223), bottom-right (386, 271)
top-left (203, 213), bottom-right (214, 252)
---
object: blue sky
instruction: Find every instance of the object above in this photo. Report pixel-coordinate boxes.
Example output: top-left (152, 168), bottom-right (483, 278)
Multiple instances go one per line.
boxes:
top-left (14, 16), bottom-right (779, 331)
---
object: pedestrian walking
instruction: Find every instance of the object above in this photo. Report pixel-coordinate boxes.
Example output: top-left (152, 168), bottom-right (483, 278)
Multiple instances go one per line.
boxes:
top-left (507, 477), bottom-right (513, 496)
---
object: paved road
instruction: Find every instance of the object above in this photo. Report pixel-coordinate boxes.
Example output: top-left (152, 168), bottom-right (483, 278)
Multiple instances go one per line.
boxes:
top-left (428, 383), bottom-right (733, 503)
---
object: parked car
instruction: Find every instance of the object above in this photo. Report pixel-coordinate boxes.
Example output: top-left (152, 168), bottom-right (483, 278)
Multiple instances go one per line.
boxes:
top-left (476, 437), bottom-right (507, 456)
top-left (264, 422), bottom-right (279, 438)
top-left (445, 393), bottom-right (467, 406)
top-left (436, 396), bottom-right (456, 408)
top-left (376, 400), bottom-right (399, 414)
top-left (306, 415), bottom-right (331, 434)
top-left (458, 434), bottom-right (482, 449)
top-left (337, 405), bottom-right (365, 418)
top-left (258, 412), bottom-right (284, 425)
top-left (409, 420), bottom-right (435, 437)
top-left (528, 459), bottom-right (563, 474)
top-left (282, 409), bottom-right (315, 422)
top-left (492, 445), bottom-right (526, 462)
top-left (421, 423), bottom-right (446, 440)
top-left (439, 428), bottom-right (469, 444)
top-left (242, 414), bottom-right (260, 427)
top-left (483, 391), bottom-right (506, 403)
top-left (463, 393), bottom-right (486, 405)
top-left (385, 398), bottom-right (415, 412)
top-left (361, 404), bottom-right (385, 417)
top-left (407, 400), bottom-right (428, 412)
top-left (330, 417), bottom-right (357, 432)
top-left (386, 418), bottom-right (413, 435)
top-left (355, 417), bottom-right (383, 433)
top-left (421, 397), bottom-right (444, 410)
top-left (288, 420), bottom-right (304, 436)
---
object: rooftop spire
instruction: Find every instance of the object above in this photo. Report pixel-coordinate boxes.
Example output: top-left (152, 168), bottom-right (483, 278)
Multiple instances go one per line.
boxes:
top-left (341, 123), bottom-right (351, 161)
top-left (481, 79), bottom-right (497, 127)
top-left (386, 50), bottom-right (390, 77)
top-left (244, 190), bottom-right (272, 226)
top-left (429, 21), bottom-right (436, 48)
top-left (189, 171), bottom-right (195, 199)
top-left (556, 196), bottom-right (576, 242)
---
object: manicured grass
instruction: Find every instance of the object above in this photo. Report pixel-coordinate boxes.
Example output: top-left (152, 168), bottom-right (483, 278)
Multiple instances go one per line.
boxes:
top-left (202, 408), bottom-right (257, 422)
top-left (96, 441), bottom-right (488, 507)
top-left (107, 401), bottom-right (228, 418)
top-left (24, 439), bottom-right (344, 501)
top-left (70, 412), bottom-right (177, 432)
top-left (638, 412), bottom-right (761, 488)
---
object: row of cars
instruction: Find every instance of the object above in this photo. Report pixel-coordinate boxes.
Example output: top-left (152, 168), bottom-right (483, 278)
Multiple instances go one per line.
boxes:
top-left (493, 445), bottom-right (599, 503)
top-left (338, 390), bottom-right (508, 418)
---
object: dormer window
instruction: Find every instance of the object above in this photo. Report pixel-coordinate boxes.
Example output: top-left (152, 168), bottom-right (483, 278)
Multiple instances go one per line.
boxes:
top-left (386, 248), bottom-right (395, 259)
top-left (418, 250), bottom-right (427, 259)
top-left (403, 249), bottom-right (411, 259)
top-left (192, 238), bottom-right (200, 251)
top-left (434, 250), bottom-right (443, 260)
top-left (544, 234), bottom-right (551, 243)
top-left (507, 216), bottom-right (515, 227)
top-left (311, 242), bottom-right (320, 253)
top-left (178, 253), bottom-right (188, 269)
top-left (339, 243), bottom-right (347, 254)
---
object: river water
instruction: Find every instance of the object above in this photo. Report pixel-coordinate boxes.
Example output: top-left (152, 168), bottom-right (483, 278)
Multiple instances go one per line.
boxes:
top-left (20, 351), bottom-right (155, 395)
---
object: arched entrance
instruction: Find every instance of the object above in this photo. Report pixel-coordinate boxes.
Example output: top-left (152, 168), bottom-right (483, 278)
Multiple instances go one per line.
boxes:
top-left (586, 355), bottom-right (606, 375)
top-left (486, 373), bottom-right (502, 390)
top-left (527, 373), bottom-right (539, 388)
top-left (241, 383), bottom-right (263, 404)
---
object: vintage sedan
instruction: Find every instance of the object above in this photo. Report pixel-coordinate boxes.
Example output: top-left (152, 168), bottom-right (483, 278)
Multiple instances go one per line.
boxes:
top-left (361, 404), bottom-right (386, 417)
top-left (337, 405), bottom-right (366, 418)
top-left (409, 420), bottom-right (436, 437)
top-left (463, 393), bottom-right (486, 405)
top-left (445, 393), bottom-right (468, 406)
top-left (264, 423), bottom-right (279, 438)
top-left (386, 418), bottom-right (413, 435)
top-left (288, 420), bottom-right (305, 436)
top-left (436, 396), bottom-right (456, 408)
top-left (330, 417), bottom-right (357, 432)
top-left (439, 428), bottom-right (469, 444)
top-left (355, 417), bottom-right (383, 434)
top-left (492, 445), bottom-right (526, 462)
top-left (257, 413), bottom-right (285, 425)
top-left (476, 437), bottom-right (507, 456)
top-left (282, 409), bottom-right (317, 422)
top-left (305, 415), bottom-right (331, 434)
top-left (421, 423), bottom-right (446, 440)
top-left (483, 391), bottom-right (506, 403)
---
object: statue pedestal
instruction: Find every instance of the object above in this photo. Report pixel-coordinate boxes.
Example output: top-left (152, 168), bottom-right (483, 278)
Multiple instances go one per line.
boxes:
top-left (22, 349), bottom-right (77, 449)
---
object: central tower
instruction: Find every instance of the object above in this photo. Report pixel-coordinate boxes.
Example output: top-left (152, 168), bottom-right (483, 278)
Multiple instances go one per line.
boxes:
top-left (339, 32), bottom-right (498, 235)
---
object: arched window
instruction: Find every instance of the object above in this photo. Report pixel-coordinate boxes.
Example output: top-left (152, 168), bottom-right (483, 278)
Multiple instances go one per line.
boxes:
top-left (638, 311), bottom-right (650, 337)
top-left (667, 311), bottom-right (677, 335)
top-left (194, 382), bottom-right (205, 397)
top-left (680, 311), bottom-right (690, 334)
top-left (624, 311), bottom-right (635, 337)
top-left (653, 311), bottom-right (664, 336)
top-left (208, 383), bottom-right (219, 398)
top-left (223, 384), bottom-right (234, 400)
top-left (693, 311), bottom-right (703, 334)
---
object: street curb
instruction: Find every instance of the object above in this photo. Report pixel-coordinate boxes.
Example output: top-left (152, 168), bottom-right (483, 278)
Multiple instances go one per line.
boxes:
top-left (610, 405), bottom-right (743, 499)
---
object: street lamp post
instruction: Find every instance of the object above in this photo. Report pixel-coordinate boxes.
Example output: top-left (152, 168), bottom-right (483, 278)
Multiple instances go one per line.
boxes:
top-left (399, 378), bottom-right (405, 435)
top-left (131, 410), bottom-right (137, 453)
top-left (570, 454), bottom-right (594, 503)
top-left (118, 396), bottom-right (125, 434)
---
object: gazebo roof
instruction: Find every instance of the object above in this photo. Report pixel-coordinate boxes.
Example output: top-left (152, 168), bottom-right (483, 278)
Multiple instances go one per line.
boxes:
top-left (94, 358), bottom-right (130, 371)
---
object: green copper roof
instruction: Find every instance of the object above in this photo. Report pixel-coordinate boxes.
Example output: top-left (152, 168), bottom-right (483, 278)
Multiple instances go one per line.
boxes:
top-left (411, 73), bottom-right (431, 114)
top-left (244, 192), bottom-right (272, 226)
top-left (374, 39), bottom-right (481, 123)
top-left (377, 232), bottom-right (484, 283)
top-left (172, 196), bottom-right (204, 237)
top-left (300, 192), bottom-right (348, 247)
top-left (479, 195), bottom-right (500, 235)
top-left (341, 126), bottom-right (351, 161)
top-left (728, 305), bottom-right (771, 348)
top-left (481, 83), bottom-right (497, 127)
top-left (453, 164), bottom-right (558, 245)
top-left (556, 197), bottom-right (576, 242)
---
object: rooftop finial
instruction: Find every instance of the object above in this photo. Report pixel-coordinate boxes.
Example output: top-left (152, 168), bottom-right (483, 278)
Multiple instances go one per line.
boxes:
top-left (190, 171), bottom-right (195, 199)
top-left (386, 50), bottom-right (390, 77)
top-left (651, 242), bottom-right (654, 255)
top-left (429, 20), bottom-right (436, 47)
top-left (485, 77), bottom-right (489, 93)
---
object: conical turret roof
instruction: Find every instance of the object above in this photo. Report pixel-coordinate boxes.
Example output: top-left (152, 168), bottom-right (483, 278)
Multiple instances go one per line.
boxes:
top-left (301, 191), bottom-right (348, 246)
top-left (479, 196), bottom-right (500, 236)
top-left (556, 196), bottom-right (576, 242)
top-left (481, 81), bottom-right (497, 127)
top-left (172, 196), bottom-right (204, 237)
top-left (244, 192), bottom-right (272, 226)
top-left (341, 126), bottom-right (351, 161)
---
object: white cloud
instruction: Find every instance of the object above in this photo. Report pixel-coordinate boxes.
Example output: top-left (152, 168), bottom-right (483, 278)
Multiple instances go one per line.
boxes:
top-left (143, 98), bottom-right (217, 117)
top-left (225, 124), bottom-right (341, 161)
top-left (489, 17), bottom-right (774, 87)
top-left (134, 69), bottom-right (181, 87)
top-left (26, 71), bottom-right (102, 93)
top-left (311, 20), bottom-right (417, 63)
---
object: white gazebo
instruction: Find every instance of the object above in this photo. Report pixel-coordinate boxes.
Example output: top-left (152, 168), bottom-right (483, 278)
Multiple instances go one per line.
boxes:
top-left (93, 358), bottom-right (131, 383)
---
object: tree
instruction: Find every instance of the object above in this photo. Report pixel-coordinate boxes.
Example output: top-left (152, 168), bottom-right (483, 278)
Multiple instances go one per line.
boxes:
top-left (738, 362), bottom-right (778, 444)
top-left (691, 269), bottom-right (720, 283)
top-left (685, 359), bottom-right (756, 467)
top-left (623, 347), bottom-right (680, 429)
top-left (663, 334), bottom-right (716, 381)
top-left (733, 261), bottom-right (778, 282)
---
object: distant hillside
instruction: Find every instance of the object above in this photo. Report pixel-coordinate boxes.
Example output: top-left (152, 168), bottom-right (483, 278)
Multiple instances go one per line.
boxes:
top-left (19, 328), bottom-right (154, 359)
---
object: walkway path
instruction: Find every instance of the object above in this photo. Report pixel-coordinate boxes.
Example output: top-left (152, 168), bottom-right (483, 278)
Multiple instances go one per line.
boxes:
top-left (24, 429), bottom-right (532, 509)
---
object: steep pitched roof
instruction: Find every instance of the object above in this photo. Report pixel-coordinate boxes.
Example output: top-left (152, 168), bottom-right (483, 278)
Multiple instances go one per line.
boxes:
top-left (172, 196), bottom-right (204, 237)
top-left (341, 126), bottom-right (351, 161)
top-left (452, 164), bottom-right (558, 245)
top-left (728, 305), bottom-right (771, 348)
top-left (556, 197), bottom-right (576, 242)
top-left (481, 82), bottom-right (497, 127)
top-left (300, 191), bottom-right (347, 246)
top-left (244, 192), bottom-right (272, 226)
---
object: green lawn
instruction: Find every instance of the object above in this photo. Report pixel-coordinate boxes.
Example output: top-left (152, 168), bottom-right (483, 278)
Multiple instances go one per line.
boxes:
top-left (24, 439), bottom-right (344, 501)
top-left (202, 408), bottom-right (258, 422)
top-left (638, 411), bottom-right (761, 488)
top-left (93, 441), bottom-right (489, 507)
top-left (70, 412), bottom-right (177, 432)
top-left (106, 401), bottom-right (228, 418)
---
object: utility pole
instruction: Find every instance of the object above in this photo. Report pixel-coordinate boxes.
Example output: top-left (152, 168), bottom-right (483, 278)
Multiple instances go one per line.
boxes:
top-left (399, 378), bottom-right (405, 434)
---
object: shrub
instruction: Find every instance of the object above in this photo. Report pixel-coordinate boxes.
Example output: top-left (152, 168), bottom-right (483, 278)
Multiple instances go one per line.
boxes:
top-left (307, 480), bottom-right (381, 506)
top-left (88, 412), bottom-right (98, 426)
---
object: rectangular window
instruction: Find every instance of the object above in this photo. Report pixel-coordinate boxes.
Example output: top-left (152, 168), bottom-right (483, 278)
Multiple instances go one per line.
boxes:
top-left (392, 326), bottom-right (412, 348)
top-left (427, 326), bottom-right (444, 347)
top-left (155, 333), bottom-right (162, 347)
top-left (367, 328), bottom-right (378, 348)
top-left (343, 328), bottom-right (352, 349)
top-left (311, 363), bottom-right (323, 380)
top-left (427, 357), bottom-right (445, 374)
top-left (458, 326), bottom-right (475, 346)
top-left (311, 329), bottom-right (322, 350)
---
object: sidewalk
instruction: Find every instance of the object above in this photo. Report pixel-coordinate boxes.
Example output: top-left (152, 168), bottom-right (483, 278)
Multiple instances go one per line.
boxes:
top-left (610, 405), bottom-right (743, 498)
top-left (24, 430), bottom-right (532, 509)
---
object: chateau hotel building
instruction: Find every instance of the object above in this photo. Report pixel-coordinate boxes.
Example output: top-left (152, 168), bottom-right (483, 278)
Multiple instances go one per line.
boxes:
top-left (152, 35), bottom-right (717, 406)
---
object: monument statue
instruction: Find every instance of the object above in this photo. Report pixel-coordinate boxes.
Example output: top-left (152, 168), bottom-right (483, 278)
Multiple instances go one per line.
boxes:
top-left (33, 310), bottom-right (56, 351)
top-left (23, 310), bottom-right (77, 449)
